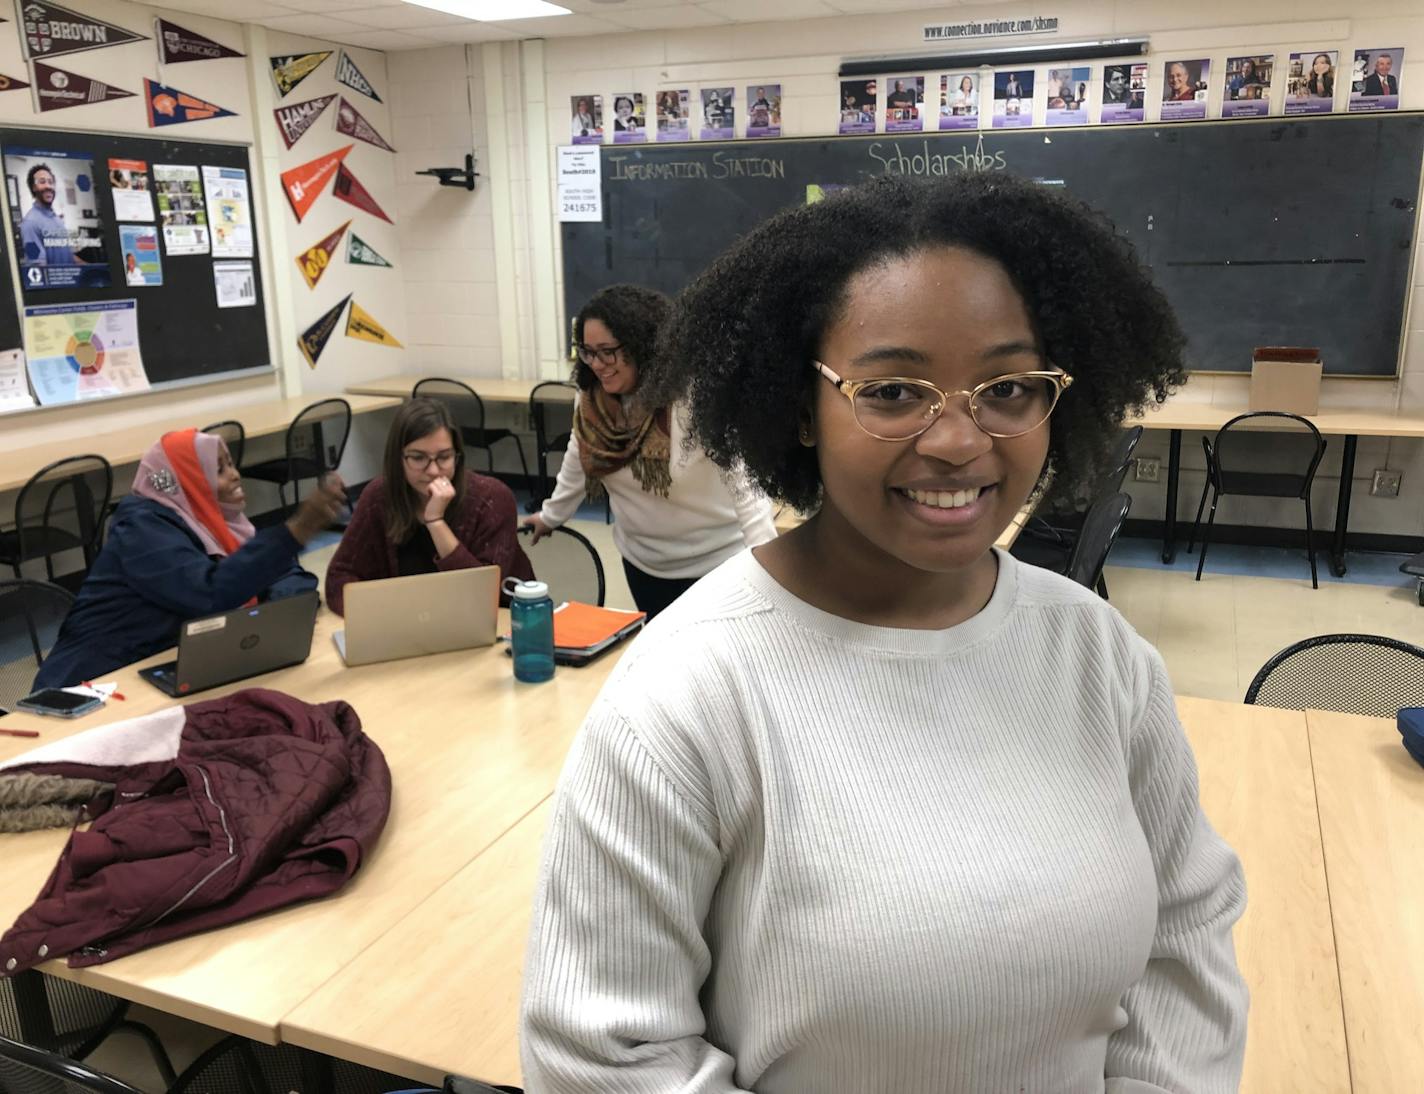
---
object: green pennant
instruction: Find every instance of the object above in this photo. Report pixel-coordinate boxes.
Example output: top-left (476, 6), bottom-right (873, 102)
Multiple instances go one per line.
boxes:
top-left (346, 232), bottom-right (392, 269)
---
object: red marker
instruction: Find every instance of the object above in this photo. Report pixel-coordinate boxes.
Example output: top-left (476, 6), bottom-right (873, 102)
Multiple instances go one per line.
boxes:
top-left (0, 728), bottom-right (41, 739)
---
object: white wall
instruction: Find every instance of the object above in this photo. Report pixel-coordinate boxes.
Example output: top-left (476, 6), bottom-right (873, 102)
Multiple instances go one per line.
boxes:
top-left (386, 0), bottom-right (1424, 538)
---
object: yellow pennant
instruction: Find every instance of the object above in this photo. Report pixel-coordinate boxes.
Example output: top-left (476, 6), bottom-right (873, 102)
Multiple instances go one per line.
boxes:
top-left (345, 300), bottom-right (402, 348)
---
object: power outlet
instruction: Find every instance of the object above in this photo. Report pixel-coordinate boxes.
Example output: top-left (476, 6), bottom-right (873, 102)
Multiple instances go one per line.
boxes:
top-left (1371, 468), bottom-right (1402, 497)
top-left (1134, 457), bottom-right (1160, 484)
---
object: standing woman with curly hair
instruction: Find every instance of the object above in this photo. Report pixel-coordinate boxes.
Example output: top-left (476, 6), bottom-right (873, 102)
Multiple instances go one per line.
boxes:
top-left (523, 284), bottom-right (775, 617)
top-left (521, 175), bottom-right (1248, 1093)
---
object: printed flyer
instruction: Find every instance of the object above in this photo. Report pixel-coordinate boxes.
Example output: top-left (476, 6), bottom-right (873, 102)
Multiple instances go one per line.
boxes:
top-left (1286, 51), bottom-right (1337, 115)
top-left (118, 224), bottom-right (161, 286)
top-left (1044, 67), bottom-right (1090, 126)
top-left (1349, 47), bottom-right (1402, 112)
top-left (838, 78), bottom-right (876, 135)
top-left (570, 94), bottom-right (603, 144)
top-left (611, 92), bottom-right (646, 144)
top-left (939, 74), bottom-right (978, 130)
top-left (202, 165), bottom-right (253, 258)
top-left (1101, 63), bottom-right (1146, 123)
top-left (701, 87), bottom-right (735, 139)
top-left (23, 299), bottom-right (148, 405)
top-left (885, 77), bottom-right (922, 132)
top-left (5, 146), bottom-right (110, 290)
top-left (1161, 59), bottom-right (1210, 121)
top-left (153, 163), bottom-right (209, 254)
top-left (655, 89), bottom-right (690, 142)
top-left (992, 70), bottom-right (1034, 128)
top-left (1223, 55), bottom-right (1272, 118)
top-left (747, 84), bottom-right (781, 137)
top-left (108, 157), bottom-right (153, 221)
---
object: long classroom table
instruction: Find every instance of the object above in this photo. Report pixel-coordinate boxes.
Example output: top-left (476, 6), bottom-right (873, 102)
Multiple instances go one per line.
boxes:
top-left (345, 375), bottom-right (539, 405)
top-left (0, 394), bottom-right (402, 495)
top-left (1124, 401), bottom-right (1424, 578)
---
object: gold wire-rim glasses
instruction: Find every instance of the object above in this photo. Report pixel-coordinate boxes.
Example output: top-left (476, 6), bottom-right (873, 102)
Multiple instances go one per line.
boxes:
top-left (811, 360), bottom-right (1074, 441)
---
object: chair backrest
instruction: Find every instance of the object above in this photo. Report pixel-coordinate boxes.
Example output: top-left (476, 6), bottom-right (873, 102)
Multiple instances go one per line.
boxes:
top-left (1063, 491), bottom-right (1131, 591)
top-left (286, 398), bottom-right (352, 475)
top-left (413, 378), bottom-right (486, 442)
top-left (1211, 412), bottom-right (1326, 491)
top-left (0, 1032), bottom-right (145, 1094)
top-left (201, 419), bottom-right (246, 468)
top-left (1245, 633), bottom-right (1424, 717)
top-left (0, 580), bottom-right (73, 711)
top-left (530, 381), bottom-right (577, 456)
top-left (1098, 425), bottom-right (1144, 494)
top-left (518, 525), bottom-right (605, 606)
top-left (13, 456), bottom-right (113, 584)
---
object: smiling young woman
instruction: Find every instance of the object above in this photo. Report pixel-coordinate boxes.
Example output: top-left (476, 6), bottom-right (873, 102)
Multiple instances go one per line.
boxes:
top-left (520, 175), bottom-right (1247, 1094)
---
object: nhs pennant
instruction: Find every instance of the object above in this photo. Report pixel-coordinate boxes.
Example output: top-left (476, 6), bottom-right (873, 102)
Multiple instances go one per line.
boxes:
top-left (334, 50), bottom-right (381, 102)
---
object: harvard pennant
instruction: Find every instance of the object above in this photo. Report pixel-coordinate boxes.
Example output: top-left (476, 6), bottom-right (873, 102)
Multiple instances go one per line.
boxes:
top-left (346, 301), bottom-right (402, 348)
top-left (299, 294), bottom-right (350, 368)
top-left (274, 93), bottom-right (335, 149)
top-left (297, 221), bottom-right (350, 289)
top-left (281, 145), bottom-right (351, 223)
top-left (156, 18), bottom-right (243, 64)
top-left (331, 162), bottom-right (391, 223)
top-left (347, 232), bottom-right (392, 268)
top-left (334, 50), bottom-right (380, 102)
top-left (145, 78), bottom-right (236, 126)
top-left (270, 50), bottom-right (331, 98)
top-left (19, 0), bottom-right (147, 60)
top-left (334, 96), bottom-right (395, 153)
top-left (32, 62), bottom-right (133, 112)
top-left (0, 71), bottom-right (31, 93)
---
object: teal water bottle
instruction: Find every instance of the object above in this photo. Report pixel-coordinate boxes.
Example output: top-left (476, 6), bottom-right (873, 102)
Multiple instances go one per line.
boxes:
top-left (506, 578), bottom-right (555, 683)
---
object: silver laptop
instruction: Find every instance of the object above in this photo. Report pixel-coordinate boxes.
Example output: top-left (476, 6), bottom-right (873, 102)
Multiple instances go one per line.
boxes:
top-left (332, 567), bottom-right (500, 666)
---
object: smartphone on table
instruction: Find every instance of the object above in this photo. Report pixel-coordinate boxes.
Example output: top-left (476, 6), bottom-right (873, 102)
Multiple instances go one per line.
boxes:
top-left (15, 689), bottom-right (102, 718)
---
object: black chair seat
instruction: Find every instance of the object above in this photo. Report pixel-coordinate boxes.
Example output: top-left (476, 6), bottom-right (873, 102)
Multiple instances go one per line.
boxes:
top-left (1245, 633), bottom-right (1424, 717)
top-left (243, 455), bottom-right (326, 484)
top-left (1008, 533), bottom-right (1070, 573)
top-left (463, 426), bottom-right (520, 448)
top-left (1217, 469), bottom-right (1308, 498)
top-left (0, 526), bottom-right (83, 565)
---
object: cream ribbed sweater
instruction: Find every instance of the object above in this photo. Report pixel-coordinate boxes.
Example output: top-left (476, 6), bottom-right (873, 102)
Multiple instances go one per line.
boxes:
top-left (521, 549), bottom-right (1248, 1094)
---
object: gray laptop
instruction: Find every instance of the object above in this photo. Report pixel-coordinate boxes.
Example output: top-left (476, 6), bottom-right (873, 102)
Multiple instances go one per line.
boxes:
top-left (139, 591), bottom-right (320, 697)
top-left (333, 566), bottom-right (500, 666)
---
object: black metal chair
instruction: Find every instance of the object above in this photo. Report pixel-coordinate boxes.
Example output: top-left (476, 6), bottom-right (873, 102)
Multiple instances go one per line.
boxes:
top-left (1189, 412), bottom-right (1326, 588)
top-left (517, 524), bottom-right (605, 606)
top-left (241, 399), bottom-right (351, 515)
top-left (1, 975), bottom-right (176, 1089)
top-left (1244, 633), bottom-right (1424, 718)
top-left (0, 580), bottom-right (74, 712)
top-left (0, 456), bottom-right (112, 591)
top-left (1023, 426), bottom-right (1142, 550)
top-left (413, 379), bottom-right (529, 484)
top-left (528, 381), bottom-right (577, 511)
top-left (200, 420), bottom-right (246, 468)
top-left (1063, 492), bottom-right (1131, 599)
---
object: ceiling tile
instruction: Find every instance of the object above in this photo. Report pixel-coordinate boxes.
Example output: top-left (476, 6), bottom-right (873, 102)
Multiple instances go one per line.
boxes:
top-left (324, 27), bottom-right (451, 48)
top-left (251, 0), bottom-right (376, 13)
top-left (561, 0), bottom-right (696, 9)
top-left (475, 12), bottom-right (625, 36)
top-left (696, 0), bottom-right (840, 19)
top-left (410, 22), bottom-right (523, 43)
top-left (596, 5), bottom-right (731, 28)
top-left (161, 0), bottom-right (304, 19)
top-left (339, 6), bottom-right (473, 29)
top-left (259, 12), bottom-right (371, 35)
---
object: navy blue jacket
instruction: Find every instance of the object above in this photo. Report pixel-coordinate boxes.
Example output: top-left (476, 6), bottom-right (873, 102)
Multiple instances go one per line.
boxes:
top-left (34, 497), bottom-right (317, 690)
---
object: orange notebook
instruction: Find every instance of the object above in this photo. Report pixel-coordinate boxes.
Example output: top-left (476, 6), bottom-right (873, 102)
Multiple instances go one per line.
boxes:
top-left (553, 601), bottom-right (646, 651)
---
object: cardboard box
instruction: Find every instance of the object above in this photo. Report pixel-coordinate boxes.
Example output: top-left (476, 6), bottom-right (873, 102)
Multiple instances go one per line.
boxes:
top-left (1249, 347), bottom-right (1322, 416)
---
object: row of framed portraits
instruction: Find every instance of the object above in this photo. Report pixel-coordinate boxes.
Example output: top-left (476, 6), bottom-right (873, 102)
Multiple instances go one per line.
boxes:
top-left (567, 47), bottom-right (1404, 144)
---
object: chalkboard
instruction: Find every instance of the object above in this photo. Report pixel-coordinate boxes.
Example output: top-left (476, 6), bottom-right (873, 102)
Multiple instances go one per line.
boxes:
top-left (562, 113), bottom-right (1424, 377)
top-left (0, 127), bottom-right (268, 395)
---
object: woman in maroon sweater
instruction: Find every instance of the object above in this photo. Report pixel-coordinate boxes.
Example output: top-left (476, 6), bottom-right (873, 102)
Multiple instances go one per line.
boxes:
top-left (325, 398), bottom-right (534, 615)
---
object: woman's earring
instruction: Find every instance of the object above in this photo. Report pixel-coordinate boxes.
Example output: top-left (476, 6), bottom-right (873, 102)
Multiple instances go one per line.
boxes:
top-left (798, 421), bottom-right (815, 447)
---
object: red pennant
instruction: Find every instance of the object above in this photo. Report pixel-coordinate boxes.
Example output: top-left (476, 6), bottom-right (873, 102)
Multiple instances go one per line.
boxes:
top-left (334, 97), bottom-right (395, 152)
top-left (331, 162), bottom-right (391, 224)
top-left (280, 145), bottom-right (351, 223)
top-left (32, 61), bottom-right (134, 112)
top-left (296, 221), bottom-right (350, 289)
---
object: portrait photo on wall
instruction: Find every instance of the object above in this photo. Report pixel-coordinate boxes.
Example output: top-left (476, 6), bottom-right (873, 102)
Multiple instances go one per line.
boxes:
top-left (611, 92), bottom-right (646, 144)
top-left (4, 147), bottom-right (110, 291)
top-left (1100, 62), bottom-right (1146, 123)
top-left (570, 94), bottom-right (603, 144)
top-left (992, 70), bottom-right (1034, 128)
top-left (1161, 58), bottom-right (1209, 120)
top-left (838, 78), bottom-right (877, 134)
top-left (701, 86), bottom-right (735, 139)
top-left (1044, 66), bottom-right (1090, 126)
top-left (939, 73), bottom-right (979, 130)
top-left (1286, 51), bottom-right (1336, 115)
top-left (884, 76), bottom-right (923, 132)
top-left (746, 84), bottom-right (782, 138)
top-left (1350, 47), bottom-right (1402, 112)
top-left (1223, 54), bottom-right (1272, 118)
top-left (656, 89), bottom-right (690, 142)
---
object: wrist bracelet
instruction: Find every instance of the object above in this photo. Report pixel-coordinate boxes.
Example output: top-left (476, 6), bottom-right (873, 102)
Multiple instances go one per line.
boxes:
top-left (423, 517), bottom-right (446, 525)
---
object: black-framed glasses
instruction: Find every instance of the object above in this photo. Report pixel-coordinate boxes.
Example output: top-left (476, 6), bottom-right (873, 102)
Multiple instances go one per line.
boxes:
top-left (402, 449), bottom-right (457, 471)
top-left (812, 360), bottom-right (1073, 441)
top-left (577, 342), bottom-right (624, 366)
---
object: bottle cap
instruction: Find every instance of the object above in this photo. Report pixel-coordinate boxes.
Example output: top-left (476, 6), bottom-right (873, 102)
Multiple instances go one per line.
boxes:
top-left (507, 579), bottom-right (549, 601)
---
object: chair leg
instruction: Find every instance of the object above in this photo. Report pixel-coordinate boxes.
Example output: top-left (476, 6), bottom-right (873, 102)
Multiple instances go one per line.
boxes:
top-left (1187, 478), bottom-right (1210, 554)
top-left (114, 1019), bottom-right (179, 1087)
top-left (1304, 496), bottom-right (1318, 589)
top-left (1096, 574), bottom-right (1109, 600)
top-left (1195, 490), bottom-right (1218, 582)
top-left (501, 435), bottom-right (530, 481)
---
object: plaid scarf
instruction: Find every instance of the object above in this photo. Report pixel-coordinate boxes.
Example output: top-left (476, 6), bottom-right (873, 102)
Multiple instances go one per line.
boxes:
top-left (574, 387), bottom-right (671, 499)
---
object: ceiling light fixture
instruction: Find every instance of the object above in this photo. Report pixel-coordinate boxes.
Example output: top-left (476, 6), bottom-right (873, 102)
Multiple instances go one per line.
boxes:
top-left (401, 0), bottom-right (571, 20)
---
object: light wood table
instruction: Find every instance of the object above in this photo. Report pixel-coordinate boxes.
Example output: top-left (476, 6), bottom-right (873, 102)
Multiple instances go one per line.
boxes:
top-left (0, 394), bottom-right (401, 494)
top-left (1124, 400), bottom-right (1424, 577)
top-left (283, 696), bottom-right (1351, 1092)
top-left (1306, 707), bottom-right (1424, 1092)
top-left (345, 375), bottom-right (541, 405)
top-left (0, 608), bottom-right (624, 1044)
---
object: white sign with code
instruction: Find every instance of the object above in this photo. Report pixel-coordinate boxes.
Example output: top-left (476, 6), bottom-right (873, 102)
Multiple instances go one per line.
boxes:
top-left (557, 145), bottom-right (602, 223)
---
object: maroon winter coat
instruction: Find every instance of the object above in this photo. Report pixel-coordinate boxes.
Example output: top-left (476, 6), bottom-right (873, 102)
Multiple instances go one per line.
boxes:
top-left (0, 689), bottom-right (390, 976)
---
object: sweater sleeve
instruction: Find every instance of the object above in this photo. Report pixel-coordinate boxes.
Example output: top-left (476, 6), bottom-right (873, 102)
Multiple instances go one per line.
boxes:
top-left (1105, 648), bottom-right (1249, 1093)
top-left (539, 402), bottom-right (588, 529)
top-left (521, 707), bottom-right (751, 1094)
top-left (324, 483), bottom-right (389, 617)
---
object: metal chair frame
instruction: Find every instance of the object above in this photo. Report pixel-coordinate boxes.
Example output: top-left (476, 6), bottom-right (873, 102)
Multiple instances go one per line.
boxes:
top-left (1244, 632), bottom-right (1424, 717)
top-left (242, 399), bottom-right (351, 515)
top-left (517, 524), bottom-right (606, 607)
top-left (413, 379), bottom-right (530, 483)
top-left (0, 456), bottom-right (112, 586)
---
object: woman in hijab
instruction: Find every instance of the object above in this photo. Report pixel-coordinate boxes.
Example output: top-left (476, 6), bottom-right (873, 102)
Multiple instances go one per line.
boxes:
top-left (33, 427), bottom-right (345, 689)
top-left (522, 284), bottom-right (775, 618)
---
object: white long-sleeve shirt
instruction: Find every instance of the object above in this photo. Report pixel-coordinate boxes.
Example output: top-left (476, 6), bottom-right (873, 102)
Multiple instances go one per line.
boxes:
top-left (538, 398), bottom-right (775, 579)
top-left (521, 548), bottom-right (1249, 1094)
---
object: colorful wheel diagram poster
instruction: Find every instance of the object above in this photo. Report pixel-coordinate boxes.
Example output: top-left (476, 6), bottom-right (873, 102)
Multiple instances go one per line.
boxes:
top-left (23, 300), bottom-right (150, 404)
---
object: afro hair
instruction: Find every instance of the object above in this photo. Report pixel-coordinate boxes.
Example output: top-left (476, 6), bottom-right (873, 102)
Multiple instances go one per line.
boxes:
top-left (571, 283), bottom-right (672, 398)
